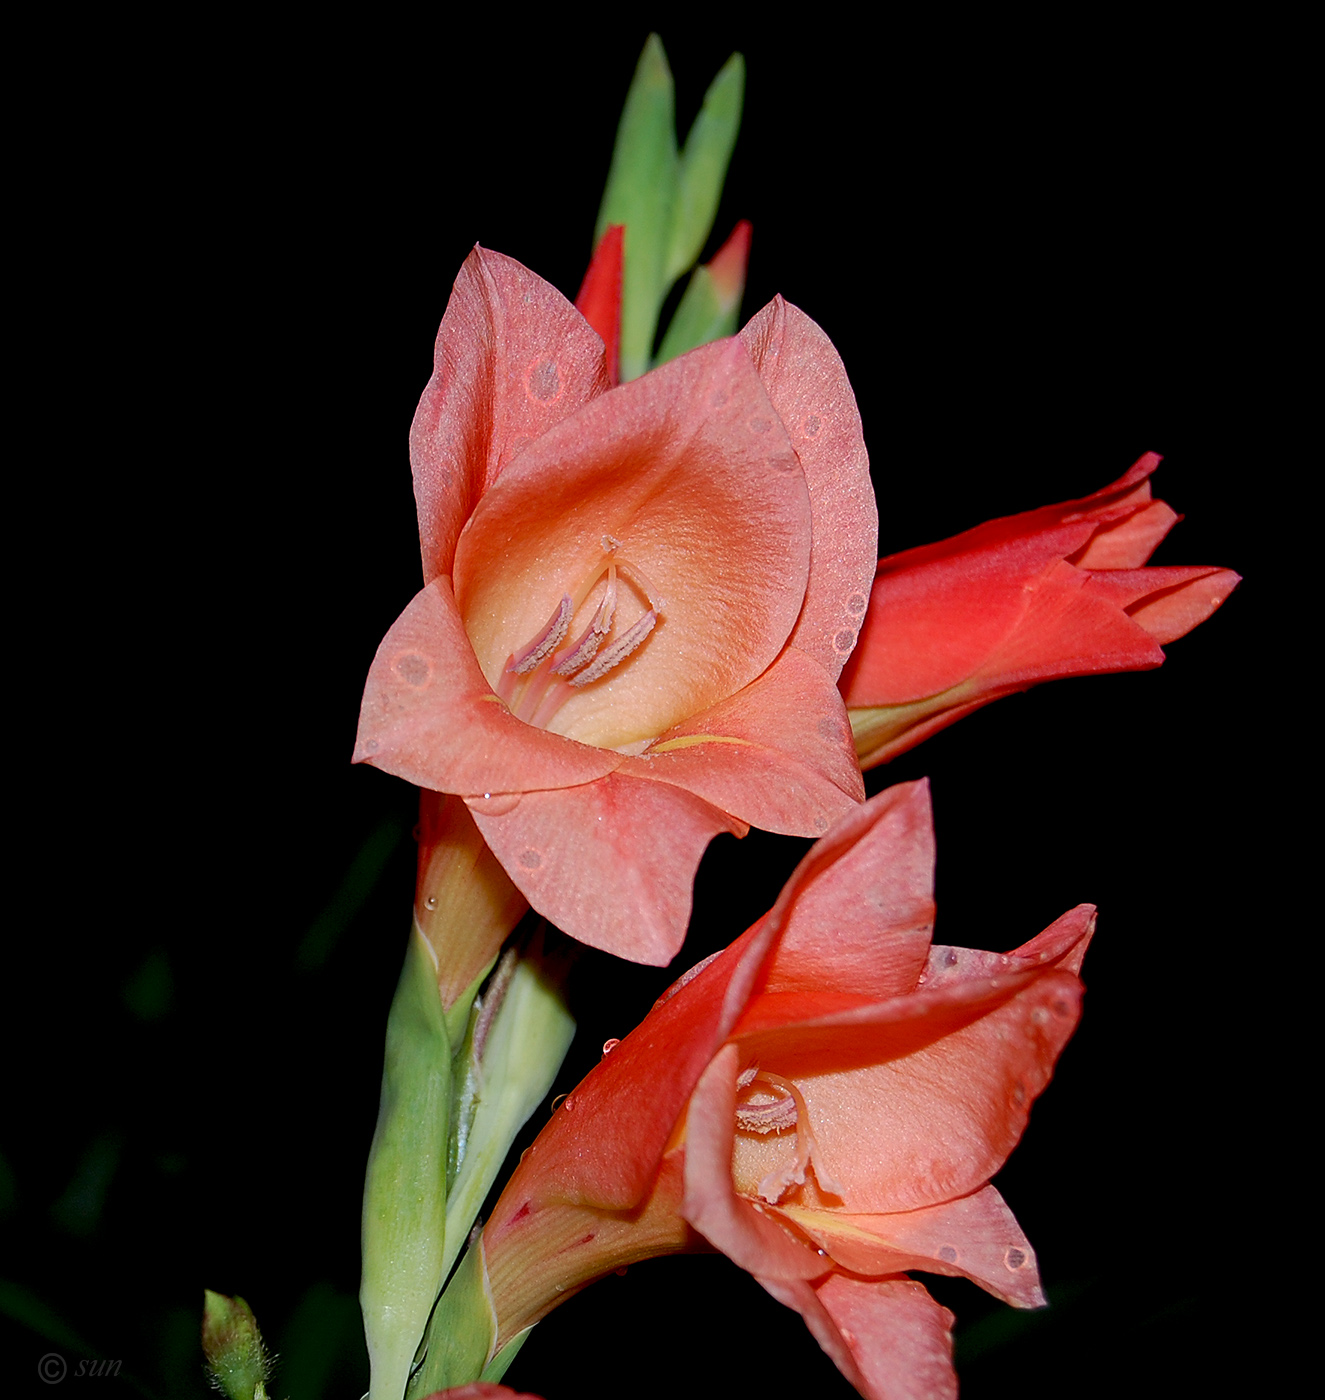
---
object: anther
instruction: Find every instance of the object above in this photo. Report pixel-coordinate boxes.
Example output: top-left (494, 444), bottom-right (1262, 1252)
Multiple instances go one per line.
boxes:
top-left (570, 610), bottom-right (657, 687)
top-left (507, 596), bottom-right (572, 675)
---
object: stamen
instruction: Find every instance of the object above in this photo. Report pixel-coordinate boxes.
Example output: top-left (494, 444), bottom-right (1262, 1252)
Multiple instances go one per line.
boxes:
top-left (735, 1070), bottom-right (844, 1205)
top-left (507, 595), bottom-right (571, 675)
top-left (552, 568), bottom-right (617, 676)
top-left (569, 609), bottom-right (657, 687)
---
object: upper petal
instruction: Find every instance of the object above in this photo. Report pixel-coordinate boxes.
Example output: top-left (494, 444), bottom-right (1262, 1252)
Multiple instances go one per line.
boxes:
top-left (411, 247), bottom-right (612, 582)
top-left (467, 772), bottom-right (745, 966)
top-left (733, 780), bottom-right (936, 1024)
top-left (732, 962), bottom-right (1084, 1213)
top-left (501, 922), bottom-right (782, 1213)
top-left (352, 577), bottom-right (620, 795)
top-left (453, 337), bottom-right (814, 750)
top-left (741, 296), bottom-right (878, 679)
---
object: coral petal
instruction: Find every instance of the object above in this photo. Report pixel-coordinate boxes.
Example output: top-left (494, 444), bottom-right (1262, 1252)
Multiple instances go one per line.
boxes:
top-left (782, 1184), bottom-right (1046, 1308)
top-left (735, 969), bottom-right (1084, 1212)
top-left (738, 779), bottom-right (935, 1018)
top-left (454, 338), bottom-right (814, 750)
top-left (741, 297), bottom-right (877, 679)
top-left (682, 1045), bottom-right (825, 1280)
top-left (761, 1274), bottom-right (957, 1400)
top-left (926, 903), bottom-right (1097, 986)
top-left (411, 247), bottom-right (612, 582)
top-left (1072, 498), bottom-right (1179, 567)
top-left (467, 773), bottom-right (744, 966)
top-left (1085, 565), bottom-right (1241, 644)
top-left (352, 578), bottom-right (619, 794)
top-left (623, 648), bottom-right (864, 837)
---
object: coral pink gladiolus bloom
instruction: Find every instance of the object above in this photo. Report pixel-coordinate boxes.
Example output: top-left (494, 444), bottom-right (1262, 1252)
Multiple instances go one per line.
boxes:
top-left (840, 452), bottom-right (1240, 767)
top-left (355, 247), bottom-right (875, 963)
top-left (479, 781), bottom-right (1090, 1399)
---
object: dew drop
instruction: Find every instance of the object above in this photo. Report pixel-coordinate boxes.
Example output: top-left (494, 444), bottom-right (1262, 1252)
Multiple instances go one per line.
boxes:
top-left (938, 1245), bottom-right (958, 1263)
top-left (945, 949), bottom-right (959, 967)
top-left (424, 895), bottom-right (437, 910)
top-left (803, 414), bottom-right (822, 438)
top-left (562, 1096), bottom-right (575, 1112)
top-left (601, 1038), bottom-right (620, 1055)
top-left (1006, 1247), bottom-right (1028, 1270)
top-left (846, 592), bottom-right (868, 616)
top-left (833, 627), bottom-right (856, 653)
top-left (469, 791), bottom-right (522, 816)
top-left (519, 848), bottom-right (542, 869)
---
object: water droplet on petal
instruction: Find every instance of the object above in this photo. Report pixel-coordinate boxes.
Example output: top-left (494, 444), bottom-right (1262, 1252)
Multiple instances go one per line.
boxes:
top-left (938, 1245), bottom-right (958, 1263)
top-left (1006, 1247), bottom-right (1028, 1270)
top-left (519, 848), bottom-right (542, 869)
top-left (424, 895), bottom-right (437, 910)
top-left (601, 1038), bottom-right (620, 1056)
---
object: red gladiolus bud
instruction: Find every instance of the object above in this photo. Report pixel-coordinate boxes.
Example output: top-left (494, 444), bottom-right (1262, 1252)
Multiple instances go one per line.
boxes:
top-left (840, 453), bottom-right (1239, 767)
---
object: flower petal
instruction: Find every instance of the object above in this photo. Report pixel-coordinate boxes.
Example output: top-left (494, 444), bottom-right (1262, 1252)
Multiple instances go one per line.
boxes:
top-left (761, 1273), bottom-right (957, 1400)
top-left (741, 297), bottom-right (878, 679)
top-left (732, 780), bottom-right (935, 1025)
top-left (682, 1044), bottom-right (826, 1280)
top-left (778, 1183), bottom-right (1046, 1308)
top-left (925, 903), bottom-right (1096, 986)
top-left (1083, 565), bottom-right (1241, 645)
top-left (502, 927), bottom-right (780, 1213)
top-left (467, 772), bottom-right (745, 966)
top-left (733, 967), bottom-right (1084, 1213)
top-left (411, 247), bottom-right (612, 582)
top-left (353, 577), bottom-right (619, 795)
top-left (453, 337), bottom-right (814, 750)
top-left (621, 647), bottom-right (864, 837)
top-left (1072, 498), bottom-right (1178, 568)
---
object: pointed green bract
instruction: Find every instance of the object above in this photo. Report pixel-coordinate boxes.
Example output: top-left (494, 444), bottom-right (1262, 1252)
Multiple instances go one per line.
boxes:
top-left (656, 264), bottom-right (741, 366)
top-left (441, 931), bottom-right (575, 1280)
top-left (404, 1240), bottom-right (496, 1398)
top-left (595, 34), bottom-right (677, 382)
top-left (361, 928), bottom-right (451, 1400)
top-left (594, 36), bottom-right (744, 380)
top-left (666, 52), bottom-right (745, 284)
top-left (202, 1290), bottom-right (271, 1400)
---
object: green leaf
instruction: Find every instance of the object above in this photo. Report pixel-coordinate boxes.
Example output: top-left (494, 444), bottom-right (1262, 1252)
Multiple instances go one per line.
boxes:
top-left (361, 928), bottom-right (451, 1400)
top-left (595, 34), bottom-right (678, 382)
top-left (665, 52), bottom-right (745, 283)
top-left (404, 1241), bottom-right (496, 1397)
top-left (656, 264), bottom-right (739, 365)
top-left (441, 930), bottom-right (575, 1281)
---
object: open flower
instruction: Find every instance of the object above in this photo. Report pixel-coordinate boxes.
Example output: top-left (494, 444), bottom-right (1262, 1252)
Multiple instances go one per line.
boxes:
top-left (840, 453), bottom-right (1240, 767)
top-left (477, 781), bottom-right (1091, 1398)
top-left (355, 247), bottom-right (875, 963)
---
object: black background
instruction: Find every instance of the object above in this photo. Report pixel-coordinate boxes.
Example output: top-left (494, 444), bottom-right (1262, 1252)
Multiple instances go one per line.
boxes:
top-left (6, 15), bottom-right (1290, 1399)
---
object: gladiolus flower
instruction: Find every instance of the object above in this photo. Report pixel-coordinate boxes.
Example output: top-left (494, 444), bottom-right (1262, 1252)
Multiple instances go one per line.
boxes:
top-left (840, 452), bottom-right (1240, 768)
top-left (477, 781), bottom-right (1090, 1399)
top-left (355, 247), bottom-right (875, 964)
